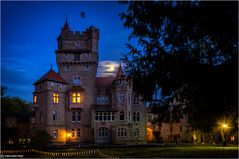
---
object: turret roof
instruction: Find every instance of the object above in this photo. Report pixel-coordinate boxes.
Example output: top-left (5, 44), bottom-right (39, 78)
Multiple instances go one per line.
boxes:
top-left (34, 69), bottom-right (68, 85)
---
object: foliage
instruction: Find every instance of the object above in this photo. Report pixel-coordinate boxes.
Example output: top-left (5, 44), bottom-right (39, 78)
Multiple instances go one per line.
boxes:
top-left (30, 130), bottom-right (50, 147)
top-left (120, 1), bottom-right (238, 131)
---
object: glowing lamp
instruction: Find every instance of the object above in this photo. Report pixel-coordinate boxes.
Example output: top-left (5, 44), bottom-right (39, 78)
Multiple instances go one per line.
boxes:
top-left (67, 133), bottom-right (71, 137)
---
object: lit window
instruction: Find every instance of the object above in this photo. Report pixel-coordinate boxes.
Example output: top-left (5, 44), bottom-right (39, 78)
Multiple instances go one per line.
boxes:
top-left (53, 130), bottom-right (58, 139)
top-left (134, 128), bottom-right (139, 138)
top-left (53, 111), bottom-right (57, 121)
top-left (33, 95), bottom-right (37, 103)
top-left (53, 93), bottom-right (59, 103)
top-left (72, 92), bottom-right (81, 103)
top-left (51, 82), bottom-right (54, 87)
top-left (73, 76), bottom-right (81, 85)
top-left (72, 129), bottom-right (76, 137)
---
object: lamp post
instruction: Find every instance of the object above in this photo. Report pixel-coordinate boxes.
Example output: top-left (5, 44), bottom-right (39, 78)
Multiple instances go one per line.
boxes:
top-left (220, 122), bottom-right (229, 146)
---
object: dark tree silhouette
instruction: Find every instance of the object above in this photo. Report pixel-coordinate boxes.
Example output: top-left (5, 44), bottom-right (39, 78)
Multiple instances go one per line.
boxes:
top-left (120, 1), bottom-right (238, 131)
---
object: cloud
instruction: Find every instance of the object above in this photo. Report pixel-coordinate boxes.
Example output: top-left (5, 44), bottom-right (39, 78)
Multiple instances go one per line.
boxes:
top-left (97, 61), bottom-right (120, 77)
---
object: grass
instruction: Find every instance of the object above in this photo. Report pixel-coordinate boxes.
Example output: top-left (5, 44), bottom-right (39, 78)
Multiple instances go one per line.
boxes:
top-left (101, 145), bottom-right (239, 158)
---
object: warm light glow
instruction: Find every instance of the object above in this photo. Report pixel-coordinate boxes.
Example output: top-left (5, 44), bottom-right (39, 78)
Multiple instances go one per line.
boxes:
top-left (72, 92), bottom-right (80, 103)
top-left (33, 95), bottom-right (37, 103)
top-left (67, 133), bottom-right (71, 137)
top-left (231, 136), bottom-right (235, 141)
top-left (222, 124), bottom-right (228, 128)
top-left (53, 93), bottom-right (59, 103)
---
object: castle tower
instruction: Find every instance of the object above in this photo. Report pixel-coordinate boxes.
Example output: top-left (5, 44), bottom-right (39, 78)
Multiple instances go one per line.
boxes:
top-left (55, 19), bottom-right (100, 143)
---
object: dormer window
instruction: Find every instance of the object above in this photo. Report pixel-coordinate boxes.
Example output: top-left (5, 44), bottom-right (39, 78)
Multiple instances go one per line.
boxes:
top-left (73, 76), bottom-right (81, 85)
top-left (72, 92), bottom-right (81, 103)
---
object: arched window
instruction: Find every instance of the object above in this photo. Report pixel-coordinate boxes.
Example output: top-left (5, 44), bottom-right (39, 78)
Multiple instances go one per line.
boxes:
top-left (53, 130), bottom-right (58, 139)
top-left (136, 112), bottom-right (140, 121)
top-left (133, 112), bottom-right (136, 121)
top-left (134, 128), bottom-right (139, 138)
top-left (53, 93), bottom-right (59, 103)
top-left (120, 111), bottom-right (125, 121)
top-left (98, 127), bottom-right (109, 137)
top-left (53, 111), bottom-right (57, 121)
top-left (117, 128), bottom-right (127, 137)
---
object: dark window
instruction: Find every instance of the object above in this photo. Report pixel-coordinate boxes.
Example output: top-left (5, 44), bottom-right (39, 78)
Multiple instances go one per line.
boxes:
top-left (180, 126), bottom-right (182, 132)
top-left (120, 111), bottom-right (124, 120)
top-left (74, 53), bottom-right (81, 61)
top-left (72, 112), bottom-right (76, 122)
top-left (77, 129), bottom-right (81, 137)
top-left (77, 112), bottom-right (81, 121)
top-left (170, 126), bottom-right (173, 132)
top-left (133, 112), bottom-right (136, 121)
top-left (53, 111), bottom-right (57, 121)
top-left (136, 112), bottom-right (140, 121)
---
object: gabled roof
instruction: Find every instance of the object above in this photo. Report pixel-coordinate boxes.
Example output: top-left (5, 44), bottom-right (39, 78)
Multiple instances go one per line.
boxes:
top-left (95, 77), bottom-right (115, 88)
top-left (34, 69), bottom-right (68, 85)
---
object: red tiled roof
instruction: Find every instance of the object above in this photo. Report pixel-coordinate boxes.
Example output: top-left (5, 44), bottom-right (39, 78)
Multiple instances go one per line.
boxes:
top-left (95, 77), bottom-right (115, 88)
top-left (34, 69), bottom-right (67, 85)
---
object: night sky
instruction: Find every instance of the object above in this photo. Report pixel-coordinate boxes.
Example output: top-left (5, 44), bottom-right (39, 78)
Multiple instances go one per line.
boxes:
top-left (1, 1), bottom-right (131, 102)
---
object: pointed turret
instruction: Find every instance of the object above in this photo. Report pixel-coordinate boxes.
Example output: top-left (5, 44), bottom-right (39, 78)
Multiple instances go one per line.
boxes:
top-left (61, 16), bottom-right (70, 32)
top-left (116, 63), bottom-right (124, 78)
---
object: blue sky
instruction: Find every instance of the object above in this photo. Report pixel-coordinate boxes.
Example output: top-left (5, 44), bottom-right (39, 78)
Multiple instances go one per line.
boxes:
top-left (1, 1), bottom-right (131, 102)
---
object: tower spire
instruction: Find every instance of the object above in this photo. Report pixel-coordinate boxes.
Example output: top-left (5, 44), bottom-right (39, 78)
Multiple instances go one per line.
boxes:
top-left (62, 14), bottom-right (70, 31)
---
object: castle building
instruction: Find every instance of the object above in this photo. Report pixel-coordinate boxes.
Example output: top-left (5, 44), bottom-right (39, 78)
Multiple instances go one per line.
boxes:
top-left (32, 20), bottom-right (147, 144)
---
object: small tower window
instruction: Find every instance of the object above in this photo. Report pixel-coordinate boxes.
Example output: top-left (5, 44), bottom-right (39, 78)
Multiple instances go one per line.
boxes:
top-left (72, 112), bottom-right (76, 122)
top-left (73, 76), bottom-right (81, 85)
top-left (133, 112), bottom-right (136, 121)
top-left (53, 111), bottom-right (57, 121)
top-left (72, 129), bottom-right (76, 137)
top-left (72, 92), bottom-right (81, 103)
top-left (77, 112), bottom-right (81, 122)
top-left (134, 128), bottom-right (139, 138)
top-left (53, 93), bottom-right (59, 103)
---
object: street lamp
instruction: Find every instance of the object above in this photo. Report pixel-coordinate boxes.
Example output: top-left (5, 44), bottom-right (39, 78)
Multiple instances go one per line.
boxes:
top-left (219, 120), bottom-right (230, 146)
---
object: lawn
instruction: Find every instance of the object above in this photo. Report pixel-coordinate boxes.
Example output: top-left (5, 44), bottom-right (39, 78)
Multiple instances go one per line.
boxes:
top-left (101, 145), bottom-right (239, 158)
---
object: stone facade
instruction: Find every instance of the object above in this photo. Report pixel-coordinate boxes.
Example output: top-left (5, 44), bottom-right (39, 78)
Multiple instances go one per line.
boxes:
top-left (32, 20), bottom-right (147, 144)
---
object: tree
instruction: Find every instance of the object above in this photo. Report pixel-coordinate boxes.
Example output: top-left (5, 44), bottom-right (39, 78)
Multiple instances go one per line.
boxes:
top-left (120, 1), bottom-right (238, 131)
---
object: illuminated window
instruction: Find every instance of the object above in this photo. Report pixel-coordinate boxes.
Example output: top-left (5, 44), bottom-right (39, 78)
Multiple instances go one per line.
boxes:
top-left (73, 76), bottom-right (81, 85)
top-left (53, 130), bottom-right (58, 139)
top-left (72, 92), bottom-right (81, 103)
top-left (33, 95), bottom-right (37, 103)
top-left (72, 129), bottom-right (76, 137)
top-left (134, 128), bottom-right (139, 138)
top-left (53, 93), bottom-right (59, 103)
